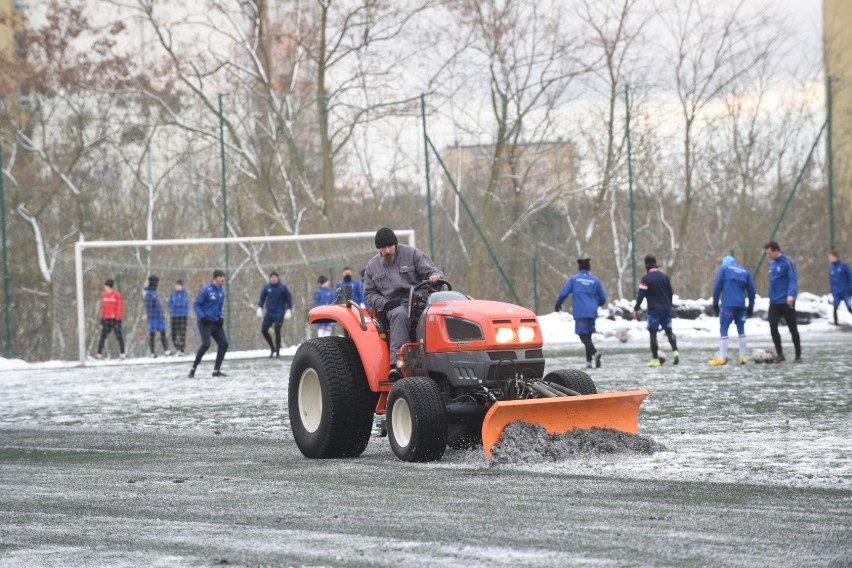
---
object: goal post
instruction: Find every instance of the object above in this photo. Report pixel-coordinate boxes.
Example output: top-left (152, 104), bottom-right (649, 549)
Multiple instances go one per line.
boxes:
top-left (74, 230), bottom-right (416, 366)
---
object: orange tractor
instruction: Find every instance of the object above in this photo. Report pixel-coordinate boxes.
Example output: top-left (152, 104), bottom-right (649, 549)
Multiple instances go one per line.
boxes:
top-left (288, 280), bottom-right (648, 462)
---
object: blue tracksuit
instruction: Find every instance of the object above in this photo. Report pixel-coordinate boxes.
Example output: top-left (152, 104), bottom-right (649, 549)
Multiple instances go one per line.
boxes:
top-left (556, 270), bottom-right (606, 318)
top-left (194, 282), bottom-right (225, 322)
top-left (829, 260), bottom-right (852, 304)
top-left (144, 287), bottom-right (165, 323)
top-left (713, 261), bottom-right (756, 309)
top-left (768, 253), bottom-right (798, 305)
top-left (167, 289), bottom-right (190, 317)
top-left (336, 277), bottom-right (365, 306)
top-left (258, 282), bottom-right (293, 317)
top-left (634, 269), bottom-right (673, 315)
top-left (314, 286), bottom-right (337, 308)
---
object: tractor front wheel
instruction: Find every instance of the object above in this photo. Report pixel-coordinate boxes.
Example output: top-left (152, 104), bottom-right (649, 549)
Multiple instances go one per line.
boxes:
top-left (387, 377), bottom-right (447, 462)
top-left (544, 369), bottom-right (597, 395)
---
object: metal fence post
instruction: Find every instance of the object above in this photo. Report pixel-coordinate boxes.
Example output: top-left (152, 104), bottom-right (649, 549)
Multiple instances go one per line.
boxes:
top-left (625, 85), bottom-right (637, 296)
top-left (218, 93), bottom-right (232, 343)
top-left (0, 129), bottom-right (13, 358)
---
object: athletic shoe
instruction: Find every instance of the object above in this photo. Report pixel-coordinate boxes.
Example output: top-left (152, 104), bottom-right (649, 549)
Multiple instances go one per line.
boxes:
top-left (739, 358), bottom-right (748, 365)
top-left (794, 358), bottom-right (802, 363)
top-left (274, 350), bottom-right (280, 357)
top-left (708, 358), bottom-right (728, 366)
top-left (176, 351), bottom-right (185, 357)
top-left (768, 354), bottom-right (786, 364)
top-left (149, 353), bottom-right (157, 358)
top-left (268, 350), bottom-right (275, 358)
top-left (188, 368), bottom-right (196, 378)
top-left (594, 352), bottom-right (602, 368)
top-left (388, 368), bottom-right (403, 382)
top-left (673, 351), bottom-right (680, 365)
top-left (212, 370), bottom-right (227, 377)
top-left (164, 350), bottom-right (172, 357)
top-left (647, 359), bottom-right (662, 367)
top-left (585, 361), bottom-right (593, 369)
top-left (94, 353), bottom-right (103, 360)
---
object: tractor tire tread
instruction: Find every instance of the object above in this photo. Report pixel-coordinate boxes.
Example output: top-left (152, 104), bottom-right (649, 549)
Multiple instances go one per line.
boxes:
top-left (388, 376), bottom-right (447, 462)
top-left (288, 337), bottom-right (378, 459)
top-left (544, 368), bottom-right (598, 395)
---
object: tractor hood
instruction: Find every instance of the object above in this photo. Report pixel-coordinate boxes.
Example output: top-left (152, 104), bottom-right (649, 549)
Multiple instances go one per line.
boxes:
top-left (422, 299), bottom-right (543, 352)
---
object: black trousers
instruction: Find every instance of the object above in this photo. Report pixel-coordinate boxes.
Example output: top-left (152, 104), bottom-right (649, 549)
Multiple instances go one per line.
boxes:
top-left (261, 321), bottom-right (282, 352)
top-left (97, 319), bottom-right (125, 355)
top-left (649, 330), bottom-right (677, 358)
top-left (578, 333), bottom-right (596, 361)
top-left (193, 321), bottom-right (229, 371)
top-left (768, 303), bottom-right (801, 358)
top-left (171, 316), bottom-right (188, 351)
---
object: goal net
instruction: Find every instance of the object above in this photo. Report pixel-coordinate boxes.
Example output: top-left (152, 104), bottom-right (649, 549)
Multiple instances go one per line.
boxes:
top-left (66, 231), bottom-right (415, 365)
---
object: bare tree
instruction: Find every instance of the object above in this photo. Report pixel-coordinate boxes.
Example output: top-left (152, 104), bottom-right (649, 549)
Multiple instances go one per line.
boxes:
top-left (575, 0), bottom-right (651, 297)
top-left (654, 0), bottom-right (780, 277)
top-left (441, 0), bottom-right (587, 299)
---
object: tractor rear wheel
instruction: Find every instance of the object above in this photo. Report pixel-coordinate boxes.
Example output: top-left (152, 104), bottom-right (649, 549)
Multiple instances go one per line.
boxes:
top-left (387, 377), bottom-right (447, 462)
top-left (288, 337), bottom-right (378, 458)
top-left (544, 369), bottom-right (597, 395)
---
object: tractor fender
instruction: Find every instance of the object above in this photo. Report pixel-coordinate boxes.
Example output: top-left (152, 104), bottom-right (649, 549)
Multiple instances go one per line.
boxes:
top-left (308, 304), bottom-right (390, 393)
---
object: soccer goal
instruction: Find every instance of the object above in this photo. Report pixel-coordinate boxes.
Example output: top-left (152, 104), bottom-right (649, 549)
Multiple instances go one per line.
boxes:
top-left (73, 231), bottom-right (415, 365)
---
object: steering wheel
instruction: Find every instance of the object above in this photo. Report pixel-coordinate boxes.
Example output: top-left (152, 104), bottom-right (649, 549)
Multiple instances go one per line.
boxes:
top-left (413, 278), bottom-right (452, 293)
top-left (408, 279), bottom-right (452, 319)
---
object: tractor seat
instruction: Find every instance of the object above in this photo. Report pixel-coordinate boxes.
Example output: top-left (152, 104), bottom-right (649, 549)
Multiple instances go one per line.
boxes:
top-left (427, 291), bottom-right (470, 304)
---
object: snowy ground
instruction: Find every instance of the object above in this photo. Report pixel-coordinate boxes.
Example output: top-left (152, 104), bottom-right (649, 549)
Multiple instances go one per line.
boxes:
top-left (0, 294), bottom-right (850, 566)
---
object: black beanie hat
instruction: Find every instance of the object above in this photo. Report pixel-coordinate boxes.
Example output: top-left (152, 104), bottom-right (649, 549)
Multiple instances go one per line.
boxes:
top-left (375, 227), bottom-right (398, 249)
top-left (577, 258), bottom-right (591, 271)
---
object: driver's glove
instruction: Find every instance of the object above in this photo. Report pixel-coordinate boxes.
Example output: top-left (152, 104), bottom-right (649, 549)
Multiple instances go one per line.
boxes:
top-left (383, 298), bottom-right (402, 316)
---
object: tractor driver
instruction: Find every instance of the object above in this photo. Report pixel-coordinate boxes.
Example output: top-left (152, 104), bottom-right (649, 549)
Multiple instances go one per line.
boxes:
top-left (364, 227), bottom-right (443, 380)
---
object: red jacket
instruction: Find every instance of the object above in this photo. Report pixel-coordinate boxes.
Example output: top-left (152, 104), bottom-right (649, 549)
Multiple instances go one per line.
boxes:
top-left (100, 290), bottom-right (124, 320)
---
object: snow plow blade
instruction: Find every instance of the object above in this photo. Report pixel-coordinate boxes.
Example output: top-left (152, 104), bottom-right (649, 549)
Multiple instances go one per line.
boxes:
top-left (481, 389), bottom-right (649, 459)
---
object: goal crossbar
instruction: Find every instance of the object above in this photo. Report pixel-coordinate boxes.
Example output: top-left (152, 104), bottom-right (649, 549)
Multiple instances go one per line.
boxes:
top-left (74, 230), bottom-right (416, 365)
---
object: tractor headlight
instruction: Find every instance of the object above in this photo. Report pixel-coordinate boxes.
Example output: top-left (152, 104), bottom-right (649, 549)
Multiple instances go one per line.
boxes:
top-left (494, 327), bottom-right (515, 344)
top-left (517, 326), bottom-right (536, 343)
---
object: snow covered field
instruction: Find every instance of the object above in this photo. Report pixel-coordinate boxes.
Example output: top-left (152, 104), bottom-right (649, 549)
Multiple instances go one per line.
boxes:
top-left (0, 294), bottom-right (850, 565)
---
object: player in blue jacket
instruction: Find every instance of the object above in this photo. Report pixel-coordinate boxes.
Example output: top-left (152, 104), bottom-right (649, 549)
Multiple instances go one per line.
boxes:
top-left (764, 241), bottom-right (800, 363)
top-left (555, 258), bottom-right (607, 369)
top-left (336, 266), bottom-right (365, 309)
top-left (189, 269), bottom-right (229, 378)
top-left (144, 275), bottom-right (171, 358)
top-left (167, 279), bottom-right (190, 356)
top-left (828, 250), bottom-right (852, 326)
top-left (709, 256), bottom-right (756, 366)
top-left (257, 272), bottom-right (293, 357)
top-left (633, 255), bottom-right (679, 367)
top-left (314, 275), bottom-right (337, 337)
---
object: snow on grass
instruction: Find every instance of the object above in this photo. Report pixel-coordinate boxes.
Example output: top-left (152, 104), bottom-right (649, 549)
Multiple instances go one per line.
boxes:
top-left (1, 293), bottom-right (850, 494)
